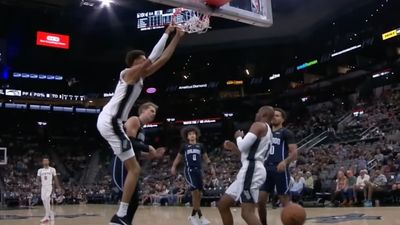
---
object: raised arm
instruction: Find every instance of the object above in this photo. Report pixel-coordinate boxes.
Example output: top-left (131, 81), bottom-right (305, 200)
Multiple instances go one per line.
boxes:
top-left (142, 28), bottom-right (185, 77)
top-left (122, 26), bottom-right (175, 84)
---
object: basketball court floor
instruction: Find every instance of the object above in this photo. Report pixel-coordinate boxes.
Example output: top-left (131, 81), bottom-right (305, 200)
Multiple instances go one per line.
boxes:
top-left (0, 204), bottom-right (398, 225)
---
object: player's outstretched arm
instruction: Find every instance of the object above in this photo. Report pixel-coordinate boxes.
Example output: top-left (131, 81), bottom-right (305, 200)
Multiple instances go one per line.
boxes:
top-left (122, 26), bottom-right (175, 84)
top-left (171, 153), bottom-right (183, 176)
top-left (142, 28), bottom-right (184, 77)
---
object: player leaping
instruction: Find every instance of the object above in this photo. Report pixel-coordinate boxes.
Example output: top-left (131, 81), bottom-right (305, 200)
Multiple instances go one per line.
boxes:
top-left (97, 25), bottom-right (184, 225)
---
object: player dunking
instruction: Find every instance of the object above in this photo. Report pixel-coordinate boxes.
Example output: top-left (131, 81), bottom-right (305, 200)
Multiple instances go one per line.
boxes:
top-left (218, 106), bottom-right (274, 225)
top-left (112, 102), bottom-right (165, 224)
top-left (171, 126), bottom-right (215, 225)
top-left (97, 25), bottom-right (183, 225)
top-left (37, 156), bottom-right (62, 224)
top-left (258, 108), bottom-right (298, 225)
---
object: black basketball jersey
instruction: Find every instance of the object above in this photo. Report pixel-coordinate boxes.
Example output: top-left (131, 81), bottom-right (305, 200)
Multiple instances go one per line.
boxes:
top-left (265, 128), bottom-right (296, 165)
top-left (133, 126), bottom-right (145, 162)
top-left (180, 143), bottom-right (205, 168)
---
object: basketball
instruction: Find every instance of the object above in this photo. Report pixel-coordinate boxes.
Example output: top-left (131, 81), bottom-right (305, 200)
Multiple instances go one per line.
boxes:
top-left (281, 203), bottom-right (306, 225)
top-left (204, 0), bottom-right (231, 8)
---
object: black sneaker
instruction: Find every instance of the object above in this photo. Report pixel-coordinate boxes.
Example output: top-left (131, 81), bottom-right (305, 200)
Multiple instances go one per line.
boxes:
top-left (109, 214), bottom-right (132, 225)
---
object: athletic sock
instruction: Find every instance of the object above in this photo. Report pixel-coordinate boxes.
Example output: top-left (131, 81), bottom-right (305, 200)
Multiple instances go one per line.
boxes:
top-left (191, 209), bottom-right (197, 216)
top-left (116, 202), bottom-right (129, 217)
top-left (197, 209), bottom-right (203, 218)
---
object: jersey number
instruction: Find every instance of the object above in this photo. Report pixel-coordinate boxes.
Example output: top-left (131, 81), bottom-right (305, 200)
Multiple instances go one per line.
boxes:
top-left (44, 176), bottom-right (47, 180)
top-left (269, 146), bottom-right (275, 155)
top-left (192, 154), bottom-right (197, 161)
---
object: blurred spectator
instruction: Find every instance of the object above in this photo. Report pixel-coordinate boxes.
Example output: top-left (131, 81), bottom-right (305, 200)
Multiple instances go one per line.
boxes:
top-left (290, 173), bottom-right (304, 203)
top-left (354, 169), bottom-right (370, 203)
top-left (364, 168), bottom-right (388, 207)
top-left (304, 171), bottom-right (314, 196)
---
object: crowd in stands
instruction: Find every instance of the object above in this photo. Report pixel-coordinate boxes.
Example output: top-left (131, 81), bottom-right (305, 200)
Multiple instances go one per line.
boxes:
top-left (1, 90), bottom-right (400, 208)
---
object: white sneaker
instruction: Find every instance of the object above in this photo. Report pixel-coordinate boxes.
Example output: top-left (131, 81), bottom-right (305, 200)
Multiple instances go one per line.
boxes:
top-left (188, 215), bottom-right (201, 225)
top-left (199, 216), bottom-right (210, 225)
top-left (40, 217), bottom-right (49, 223)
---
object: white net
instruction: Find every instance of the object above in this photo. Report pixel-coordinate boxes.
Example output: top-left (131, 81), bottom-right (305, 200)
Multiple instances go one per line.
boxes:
top-left (173, 8), bottom-right (211, 34)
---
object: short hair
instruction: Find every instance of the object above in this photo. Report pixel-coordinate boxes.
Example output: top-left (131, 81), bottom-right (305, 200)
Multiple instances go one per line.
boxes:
top-left (259, 105), bottom-right (274, 117)
top-left (125, 50), bottom-right (146, 67)
top-left (181, 126), bottom-right (201, 142)
top-left (274, 108), bottom-right (287, 121)
top-left (42, 155), bottom-right (49, 160)
top-left (138, 102), bottom-right (158, 115)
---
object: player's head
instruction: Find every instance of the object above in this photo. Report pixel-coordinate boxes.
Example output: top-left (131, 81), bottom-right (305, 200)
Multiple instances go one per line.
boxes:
top-left (42, 156), bottom-right (50, 167)
top-left (272, 108), bottom-right (287, 127)
top-left (181, 126), bottom-right (201, 143)
top-left (138, 102), bottom-right (158, 124)
top-left (255, 105), bottom-right (274, 123)
top-left (125, 50), bottom-right (146, 67)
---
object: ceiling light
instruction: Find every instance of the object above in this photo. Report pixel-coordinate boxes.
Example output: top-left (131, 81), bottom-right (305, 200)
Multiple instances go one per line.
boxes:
top-left (100, 0), bottom-right (112, 7)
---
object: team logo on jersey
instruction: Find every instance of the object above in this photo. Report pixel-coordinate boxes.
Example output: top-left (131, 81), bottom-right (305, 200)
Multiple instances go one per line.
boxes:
top-left (272, 137), bottom-right (281, 145)
top-left (307, 213), bottom-right (381, 223)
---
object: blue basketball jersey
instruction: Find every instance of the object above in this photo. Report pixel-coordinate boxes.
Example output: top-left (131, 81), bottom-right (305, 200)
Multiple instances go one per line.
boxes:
top-left (180, 143), bottom-right (205, 168)
top-left (265, 128), bottom-right (296, 165)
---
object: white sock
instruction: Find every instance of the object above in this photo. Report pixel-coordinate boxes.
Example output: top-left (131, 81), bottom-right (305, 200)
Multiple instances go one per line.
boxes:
top-left (116, 202), bottom-right (129, 217)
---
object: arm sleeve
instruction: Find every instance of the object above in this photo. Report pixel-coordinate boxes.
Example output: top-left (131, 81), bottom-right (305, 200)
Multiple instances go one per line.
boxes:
top-left (37, 169), bottom-right (41, 177)
top-left (130, 137), bottom-right (150, 152)
top-left (283, 129), bottom-right (296, 144)
top-left (148, 33), bottom-right (169, 63)
top-left (236, 132), bottom-right (257, 152)
top-left (52, 168), bottom-right (57, 176)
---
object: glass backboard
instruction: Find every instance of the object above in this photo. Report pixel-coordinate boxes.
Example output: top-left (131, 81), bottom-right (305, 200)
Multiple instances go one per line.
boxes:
top-left (146, 0), bottom-right (273, 27)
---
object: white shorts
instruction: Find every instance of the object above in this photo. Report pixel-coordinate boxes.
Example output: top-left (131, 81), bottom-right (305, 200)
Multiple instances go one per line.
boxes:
top-left (41, 185), bottom-right (52, 201)
top-left (97, 112), bottom-right (135, 162)
top-left (225, 161), bottom-right (266, 203)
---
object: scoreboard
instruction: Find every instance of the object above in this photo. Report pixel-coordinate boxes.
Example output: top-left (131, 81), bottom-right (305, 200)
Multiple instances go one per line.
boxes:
top-left (137, 9), bottom-right (175, 31)
top-left (137, 8), bottom-right (196, 31)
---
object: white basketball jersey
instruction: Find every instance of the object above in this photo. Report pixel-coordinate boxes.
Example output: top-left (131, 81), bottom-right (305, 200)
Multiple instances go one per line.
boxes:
top-left (241, 123), bottom-right (272, 163)
top-left (37, 167), bottom-right (56, 187)
top-left (102, 69), bottom-right (144, 121)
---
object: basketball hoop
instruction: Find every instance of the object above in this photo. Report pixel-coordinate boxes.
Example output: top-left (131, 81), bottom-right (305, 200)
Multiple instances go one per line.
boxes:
top-left (172, 8), bottom-right (211, 34)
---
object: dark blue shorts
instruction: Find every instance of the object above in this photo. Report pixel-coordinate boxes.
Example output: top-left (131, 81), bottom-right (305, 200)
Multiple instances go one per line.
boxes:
top-left (184, 167), bottom-right (203, 191)
top-left (260, 165), bottom-right (290, 196)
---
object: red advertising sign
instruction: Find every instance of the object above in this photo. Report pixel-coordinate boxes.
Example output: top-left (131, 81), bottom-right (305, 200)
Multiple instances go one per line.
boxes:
top-left (36, 31), bottom-right (70, 49)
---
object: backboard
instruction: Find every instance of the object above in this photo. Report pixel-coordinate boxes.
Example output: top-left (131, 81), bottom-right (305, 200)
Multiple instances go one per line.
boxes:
top-left (147, 0), bottom-right (273, 27)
